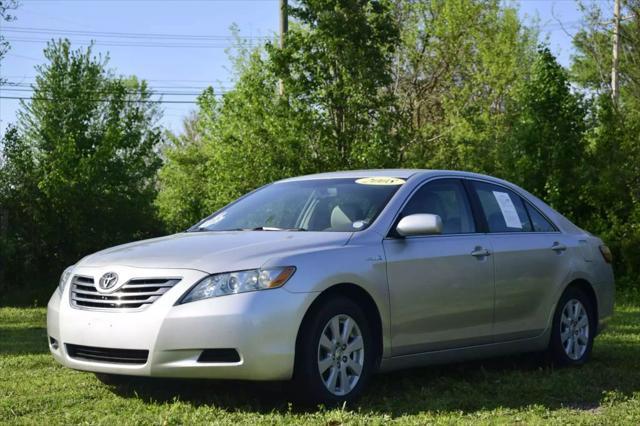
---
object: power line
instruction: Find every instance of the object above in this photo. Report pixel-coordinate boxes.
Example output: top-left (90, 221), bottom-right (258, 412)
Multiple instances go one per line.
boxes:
top-left (1, 76), bottom-right (234, 84)
top-left (5, 53), bottom-right (41, 62)
top-left (0, 95), bottom-right (218, 104)
top-left (0, 87), bottom-right (226, 96)
top-left (3, 82), bottom-right (223, 90)
top-left (20, 0), bottom-right (276, 2)
top-left (2, 26), bottom-right (270, 41)
top-left (540, 22), bottom-right (584, 30)
top-left (5, 37), bottom-right (246, 48)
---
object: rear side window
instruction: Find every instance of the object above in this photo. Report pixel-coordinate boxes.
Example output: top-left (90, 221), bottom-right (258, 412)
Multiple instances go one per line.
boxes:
top-left (471, 181), bottom-right (532, 232)
top-left (402, 179), bottom-right (475, 234)
top-left (526, 203), bottom-right (556, 232)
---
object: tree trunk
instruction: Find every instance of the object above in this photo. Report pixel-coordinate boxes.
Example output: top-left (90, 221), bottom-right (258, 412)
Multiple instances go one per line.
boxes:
top-left (0, 208), bottom-right (7, 294)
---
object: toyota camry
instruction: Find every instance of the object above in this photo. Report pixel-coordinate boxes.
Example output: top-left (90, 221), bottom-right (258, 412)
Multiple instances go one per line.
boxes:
top-left (47, 170), bottom-right (615, 404)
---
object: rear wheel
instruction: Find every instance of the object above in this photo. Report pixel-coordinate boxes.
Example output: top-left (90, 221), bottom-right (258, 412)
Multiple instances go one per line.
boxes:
top-left (549, 287), bottom-right (595, 365)
top-left (293, 296), bottom-right (374, 405)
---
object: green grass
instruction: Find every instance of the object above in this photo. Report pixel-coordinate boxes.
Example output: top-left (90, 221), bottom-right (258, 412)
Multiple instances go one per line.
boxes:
top-left (2, 298), bottom-right (640, 425)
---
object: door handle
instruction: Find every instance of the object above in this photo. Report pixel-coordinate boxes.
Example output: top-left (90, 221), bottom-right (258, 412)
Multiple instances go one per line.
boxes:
top-left (471, 247), bottom-right (491, 257)
top-left (551, 242), bottom-right (567, 252)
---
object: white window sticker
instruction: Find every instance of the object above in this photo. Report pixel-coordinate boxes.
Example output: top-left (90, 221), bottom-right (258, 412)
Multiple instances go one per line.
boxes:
top-left (355, 177), bottom-right (405, 186)
top-left (492, 191), bottom-right (522, 229)
top-left (199, 212), bottom-right (226, 228)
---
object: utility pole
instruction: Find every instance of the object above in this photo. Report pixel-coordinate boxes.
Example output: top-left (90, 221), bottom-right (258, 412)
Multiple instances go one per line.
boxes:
top-left (279, 0), bottom-right (288, 50)
top-left (612, 0), bottom-right (621, 103)
top-left (279, 0), bottom-right (288, 96)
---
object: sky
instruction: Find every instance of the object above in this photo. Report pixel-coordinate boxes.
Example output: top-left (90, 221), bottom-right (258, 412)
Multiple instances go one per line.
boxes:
top-left (0, 0), bottom-right (613, 135)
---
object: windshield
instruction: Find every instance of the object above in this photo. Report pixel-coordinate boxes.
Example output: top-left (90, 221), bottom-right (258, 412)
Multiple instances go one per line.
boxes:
top-left (192, 177), bottom-right (405, 232)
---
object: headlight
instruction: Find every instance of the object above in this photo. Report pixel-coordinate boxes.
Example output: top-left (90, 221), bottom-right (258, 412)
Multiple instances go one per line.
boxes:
top-left (179, 266), bottom-right (296, 304)
top-left (58, 265), bottom-right (75, 295)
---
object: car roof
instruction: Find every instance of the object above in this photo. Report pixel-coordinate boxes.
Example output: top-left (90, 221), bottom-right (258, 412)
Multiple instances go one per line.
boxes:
top-left (277, 169), bottom-right (497, 182)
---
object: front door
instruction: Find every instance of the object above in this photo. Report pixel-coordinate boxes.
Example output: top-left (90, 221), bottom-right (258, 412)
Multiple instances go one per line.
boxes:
top-left (383, 179), bottom-right (495, 356)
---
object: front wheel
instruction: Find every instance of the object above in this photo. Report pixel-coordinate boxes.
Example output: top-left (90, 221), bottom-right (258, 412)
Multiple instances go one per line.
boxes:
top-left (293, 296), bottom-right (374, 405)
top-left (548, 287), bottom-right (595, 366)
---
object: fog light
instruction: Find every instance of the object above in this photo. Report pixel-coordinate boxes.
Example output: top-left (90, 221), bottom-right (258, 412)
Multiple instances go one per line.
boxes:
top-left (49, 336), bottom-right (59, 350)
top-left (197, 348), bottom-right (241, 363)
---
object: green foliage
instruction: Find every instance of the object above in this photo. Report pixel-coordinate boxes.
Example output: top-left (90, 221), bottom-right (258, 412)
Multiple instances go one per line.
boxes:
top-left (572, 1), bottom-right (640, 104)
top-left (157, 0), bottom-right (538, 232)
top-left (2, 0), bottom-right (640, 301)
top-left (568, 1), bottom-right (640, 280)
top-left (499, 48), bottom-right (588, 221)
top-left (393, 0), bottom-right (537, 173)
top-left (268, 0), bottom-right (402, 169)
top-left (0, 40), bottom-right (164, 304)
top-left (155, 113), bottom-right (212, 232)
top-left (157, 46), bottom-right (309, 231)
top-left (579, 97), bottom-right (640, 280)
top-left (158, 1), bottom-right (402, 231)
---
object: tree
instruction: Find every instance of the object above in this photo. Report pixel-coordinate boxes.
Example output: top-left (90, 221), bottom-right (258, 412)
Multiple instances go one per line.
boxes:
top-left (499, 48), bottom-right (588, 221)
top-left (0, 0), bottom-right (19, 84)
top-left (156, 108), bottom-right (215, 231)
top-left (0, 40), bottom-right (164, 304)
top-left (572, 0), bottom-right (640, 102)
top-left (569, 1), bottom-right (640, 282)
top-left (268, 0), bottom-right (402, 168)
top-left (156, 43), bottom-right (309, 231)
top-left (392, 0), bottom-right (537, 173)
top-left (158, 1), bottom-right (402, 230)
top-left (581, 97), bottom-right (640, 281)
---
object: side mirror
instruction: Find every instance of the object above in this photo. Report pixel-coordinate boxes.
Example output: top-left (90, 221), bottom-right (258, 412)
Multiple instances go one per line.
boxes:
top-left (396, 214), bottom-right (443, 237)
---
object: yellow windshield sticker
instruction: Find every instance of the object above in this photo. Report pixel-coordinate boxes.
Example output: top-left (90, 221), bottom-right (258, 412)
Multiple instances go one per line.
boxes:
top-left (355, 177), bottom-right (405, 185)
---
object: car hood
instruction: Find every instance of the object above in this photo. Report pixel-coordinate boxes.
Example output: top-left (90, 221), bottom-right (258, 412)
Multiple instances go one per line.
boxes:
top-left (78, 231), bottom-right (353, 273)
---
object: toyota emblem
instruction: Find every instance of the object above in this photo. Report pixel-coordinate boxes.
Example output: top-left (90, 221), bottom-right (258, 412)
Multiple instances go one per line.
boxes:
top-left (98, 272), bottom-right (119, 291)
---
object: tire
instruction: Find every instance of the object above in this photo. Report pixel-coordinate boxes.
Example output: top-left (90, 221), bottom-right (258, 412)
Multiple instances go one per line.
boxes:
top-left (293, 296), bottom-right (375, 405)
top-left (548, 287), bottom-right (595, 366)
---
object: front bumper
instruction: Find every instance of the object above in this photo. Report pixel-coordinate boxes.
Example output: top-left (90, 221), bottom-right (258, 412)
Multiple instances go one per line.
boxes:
top-left (47, 266), bottom-right (315, 380)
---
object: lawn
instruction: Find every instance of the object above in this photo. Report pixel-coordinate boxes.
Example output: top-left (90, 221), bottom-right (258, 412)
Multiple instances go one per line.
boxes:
top-left (1, 296), bottom-right (640, 425)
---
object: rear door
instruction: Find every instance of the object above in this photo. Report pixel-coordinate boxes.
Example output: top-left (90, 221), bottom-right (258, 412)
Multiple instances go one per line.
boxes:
top-left (383, 178), bottom-right (495, 355)
top-left (468, 180), bottom-right (573, 341)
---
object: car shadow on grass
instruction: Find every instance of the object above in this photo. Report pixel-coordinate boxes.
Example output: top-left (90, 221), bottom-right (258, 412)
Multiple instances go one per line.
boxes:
top-left (102, 309), bottom-right (640, 417)
top-left (0, 326), bottom-right (48, 355)
top-left (98, 375), bottom-right (299, 413)
top-left (99, 353), bottom-right (597, 415)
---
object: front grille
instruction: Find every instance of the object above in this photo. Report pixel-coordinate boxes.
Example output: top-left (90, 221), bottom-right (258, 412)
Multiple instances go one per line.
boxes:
top-left (70, 275), bottom-right (180, 311)
top-left (66, 343), bottom-right (148, 364)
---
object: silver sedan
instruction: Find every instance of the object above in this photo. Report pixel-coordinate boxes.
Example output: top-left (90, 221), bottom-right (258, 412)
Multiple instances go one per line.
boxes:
top-left (47, 170), bottom-right (615, 404)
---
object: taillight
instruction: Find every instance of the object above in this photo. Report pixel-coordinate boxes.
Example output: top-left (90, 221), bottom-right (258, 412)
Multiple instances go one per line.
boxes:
top-left (599, 245), bottom-right (613, 263)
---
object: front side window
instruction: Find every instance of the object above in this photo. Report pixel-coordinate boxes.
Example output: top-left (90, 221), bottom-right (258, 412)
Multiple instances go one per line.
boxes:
top-left (401, 179), bottom-right (475, 234)
top-left (472, 181), bottom-right (532, 232)
top-left (192, 178), bottom-right (404, 232)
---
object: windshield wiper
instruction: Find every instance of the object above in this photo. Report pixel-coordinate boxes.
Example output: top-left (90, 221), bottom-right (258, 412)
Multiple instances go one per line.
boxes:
top-left (190, 226), bottom-right (211, 232)
top-left (246, 226), bottom-right (307, 231)
top-left (193, 226), bottom-right (307, 232)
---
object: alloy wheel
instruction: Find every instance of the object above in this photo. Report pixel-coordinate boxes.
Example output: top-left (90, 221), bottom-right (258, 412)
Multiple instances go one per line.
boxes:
top-left (317, 314), bottom-right (365, 396)
top-left (560, 298), bottom-right (590, 360)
